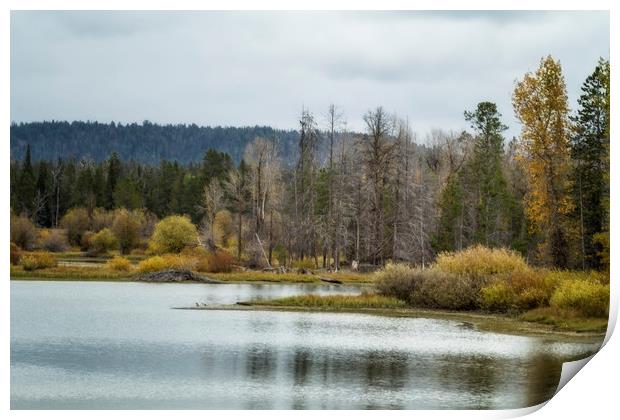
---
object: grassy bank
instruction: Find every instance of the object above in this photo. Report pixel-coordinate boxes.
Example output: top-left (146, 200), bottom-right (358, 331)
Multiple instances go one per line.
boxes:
top-left (248, 293), bottom-right (407, 309)
top-left (238, 293), bottom-right (607, 335)
top-left (10, 263), bottom-right (372, 284)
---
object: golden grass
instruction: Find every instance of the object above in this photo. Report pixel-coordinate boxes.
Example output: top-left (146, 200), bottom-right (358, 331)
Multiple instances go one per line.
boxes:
top-left (435, 245), bottom-right (528, 277)
top-left (10, 265), bottom-right (133, 280)
top-left (248, 293), bottom-right (407, 309)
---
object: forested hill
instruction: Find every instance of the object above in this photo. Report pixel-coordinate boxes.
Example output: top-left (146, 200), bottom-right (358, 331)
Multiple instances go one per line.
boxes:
top-left (10, 121), bottom-right (300, 164)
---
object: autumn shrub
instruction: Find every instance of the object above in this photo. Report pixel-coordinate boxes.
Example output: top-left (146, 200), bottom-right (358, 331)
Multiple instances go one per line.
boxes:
top-left (40, 229), bottom-right (69, 252)
top-left (91, 208), bottom-right (114, 232)
top-left (106, 256), bottom-right (132, 272)
top-left (480, 269), bottom-right (556, 312)
top-left (550, 279), bottom-right (609, 318)
top-left (137, 256), bottom-right (168, 273)
top-left (375, 263), bottom-right (486, 310)
top-left (205, 250), bottom-right (235, 273)
top-left (112, 209), bottom-right (145, 254)
top-left (147, 215), bottom-right (198, 254)
top-left (435, 245), bottom-right (527, 278)
top-left (374, 263), bottom-right (419, 302)
top-left (61, 208), bottom-right (91, 246)
top-left (409, 269), bottom-right (487, 310)
top-left (10, 214), bottom-right (37, 250)
top-left (21, 251), bottom-right (57, 271)
top-left (10, 243), bottom-right (22, 265)
top-left (90, 228), bottom-right (119, 255)
top-left (161, 254), bottom-right (198, 271)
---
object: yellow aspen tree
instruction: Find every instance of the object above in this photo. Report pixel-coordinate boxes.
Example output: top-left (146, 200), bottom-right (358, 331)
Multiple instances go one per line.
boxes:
top-left (512, 56), bottom-right (573, 267)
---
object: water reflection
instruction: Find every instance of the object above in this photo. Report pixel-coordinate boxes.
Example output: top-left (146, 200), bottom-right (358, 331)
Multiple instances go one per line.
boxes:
top-left (10, 281), bottom-right (603, 409)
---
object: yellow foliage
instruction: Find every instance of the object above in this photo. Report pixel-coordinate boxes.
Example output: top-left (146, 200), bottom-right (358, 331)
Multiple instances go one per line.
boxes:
top-left (434, 245), bottom-right (527, 277)
top-left (106, 256), bottom-right (133, 272)
top-left (147, 215), bottom-right (198, 254)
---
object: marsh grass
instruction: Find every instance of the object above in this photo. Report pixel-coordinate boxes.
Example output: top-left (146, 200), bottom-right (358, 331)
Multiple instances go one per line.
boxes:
top-left (520, 307), bottom-right (608, 333)
top-left (10, 265), bottom-right (132, 280)
top-left (248, 293), bottom-right (407, 309)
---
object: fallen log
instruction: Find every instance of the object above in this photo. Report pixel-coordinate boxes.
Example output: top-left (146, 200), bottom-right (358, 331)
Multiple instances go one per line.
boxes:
top-left (319, 277), bottom-right (343, 285)
top-left (132, 269), bottom-right (223, 284)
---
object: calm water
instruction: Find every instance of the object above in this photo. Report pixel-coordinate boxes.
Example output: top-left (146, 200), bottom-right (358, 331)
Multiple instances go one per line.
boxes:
top-left (11, 281), bottom-right (602, 409)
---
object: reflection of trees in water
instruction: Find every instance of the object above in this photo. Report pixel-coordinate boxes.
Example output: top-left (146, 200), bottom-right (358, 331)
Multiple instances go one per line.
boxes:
top-left (434, 354), bottom-right (502, 409)
top-left (524, 353), bottom-right (562, 407)
top-left (198, 340), bottom-right (589, 409)
top-left (245, 345), bottom-right (276, 380)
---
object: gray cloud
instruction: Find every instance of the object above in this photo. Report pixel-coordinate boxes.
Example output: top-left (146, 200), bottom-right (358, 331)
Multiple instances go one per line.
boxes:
top-left (10, 11), bottom-right (609, 139)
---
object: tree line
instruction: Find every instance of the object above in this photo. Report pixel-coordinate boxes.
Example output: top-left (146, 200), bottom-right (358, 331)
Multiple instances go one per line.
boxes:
top-left (10, 121), bottom-right (300, 165)
top-left (10, 56), bottom-right (610, 270)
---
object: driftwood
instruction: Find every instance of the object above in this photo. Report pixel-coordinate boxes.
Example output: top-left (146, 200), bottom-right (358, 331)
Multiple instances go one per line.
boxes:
top-left (319, 277), bottom-right (343, 285)
top-left (132, 270), bottom-right (223, 284)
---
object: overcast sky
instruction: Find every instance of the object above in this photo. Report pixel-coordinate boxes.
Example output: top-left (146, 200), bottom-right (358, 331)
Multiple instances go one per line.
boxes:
top-left (11, 11), bottom-right (609, 139)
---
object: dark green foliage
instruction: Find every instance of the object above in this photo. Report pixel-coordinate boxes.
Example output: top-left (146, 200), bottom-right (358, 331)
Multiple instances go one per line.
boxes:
top-left (10, 121), bottom-right (299, 165)
top-left (570, 58), bottom-right (610, 269)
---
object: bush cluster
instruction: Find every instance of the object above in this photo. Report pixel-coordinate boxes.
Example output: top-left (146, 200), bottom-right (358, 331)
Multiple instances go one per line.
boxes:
top-left (375, 263), bottom-right (487, 310)
top-left (20, 251), bottom-right (57, 271)
top-left (137, 248), bottom-right (235, 273)
top-left (374, 246), bottom-right (609, 318)
top-left (106, 256), bottom-right (133, 272)
top-left (10, 243), bottom-right (22, 265)
top-left (550, 279), bottom-right (609, 318)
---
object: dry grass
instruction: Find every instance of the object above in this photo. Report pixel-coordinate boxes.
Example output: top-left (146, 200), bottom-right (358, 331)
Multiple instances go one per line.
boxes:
top-left (435, 245), bottom-right (528, 277)
top-left (106, 256), bottom-right (133, 272)
top-left (10, 265), bottom-right (131, 280)
top-left (248, 293), bottom-right (407, 309)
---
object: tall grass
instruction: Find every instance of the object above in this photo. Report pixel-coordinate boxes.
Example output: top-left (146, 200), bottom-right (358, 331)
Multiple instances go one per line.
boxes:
top-left (435, 245), bottom-right (527, 277)
top-left (250, 294), bottom-right (407, 309)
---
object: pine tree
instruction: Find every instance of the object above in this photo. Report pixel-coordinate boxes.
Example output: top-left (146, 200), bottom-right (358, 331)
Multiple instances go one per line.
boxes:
top-left (570, 58), bottom-right (610, 268)
top-left (462, 102), bottom-right (511, 246)
top-left (17, 144), bottom-right (37, 217)
top-left (106, 152), bottom-right (122, 209)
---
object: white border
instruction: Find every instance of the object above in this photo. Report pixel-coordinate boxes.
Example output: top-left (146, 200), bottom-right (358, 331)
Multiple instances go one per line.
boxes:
top-left (2, 2), bottom-right (616, 419)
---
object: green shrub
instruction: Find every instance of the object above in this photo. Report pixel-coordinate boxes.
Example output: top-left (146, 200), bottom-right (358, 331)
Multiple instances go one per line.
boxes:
top-left (90, 228), bottom-right (119, 254)
top-left (137, 256), bottom-right (168, 273)
top-left (106, 256), bottom-right (132, 272)
top-left (435, 245), bottom-right (527, 277)
top-left (10, 243), bottom-right (22, 265)
top-left (550, 279), bottom-right (609, 318)
top-left (21, 251), bottom-right (57, 271)
top-left (147, 215), bottom-right (198, 254)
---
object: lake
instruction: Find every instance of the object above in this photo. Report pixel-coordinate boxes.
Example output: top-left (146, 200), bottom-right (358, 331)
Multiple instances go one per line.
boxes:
top-left (10, 281), bottom-right (602, 409)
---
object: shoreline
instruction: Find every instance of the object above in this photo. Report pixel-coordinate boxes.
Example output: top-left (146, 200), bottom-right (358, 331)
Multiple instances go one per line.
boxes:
top-left (173, 303), bottom-right (608, 341)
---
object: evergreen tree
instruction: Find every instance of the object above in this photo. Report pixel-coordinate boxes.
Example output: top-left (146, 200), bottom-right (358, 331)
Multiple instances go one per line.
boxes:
top-left (570, 58), bottom-right (610, 268)
top-left (17, 144), bottom-right (36, 217)
top-left (106, 152), bottom-right (122, 209)
top-left (462, 102), bottom-right (511, 246)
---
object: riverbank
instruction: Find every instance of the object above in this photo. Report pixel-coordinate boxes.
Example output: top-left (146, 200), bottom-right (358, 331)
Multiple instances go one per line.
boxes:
top-left (177, 296), bottom-right (608, 338)
top-left (9, 265), bottom-right (373, 284)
